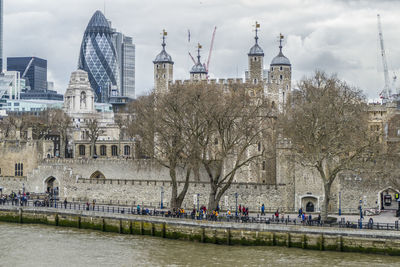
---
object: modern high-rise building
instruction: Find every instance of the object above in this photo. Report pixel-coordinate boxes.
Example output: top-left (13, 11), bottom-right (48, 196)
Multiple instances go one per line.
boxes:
top-left (78, 10), bottom-right (120, 103)
top-left (7, 57), bottom-right (47, 91)
top-left (112, 31), bottom-right (135, 99)
top-left (0, 0), bottom-right (4, 73)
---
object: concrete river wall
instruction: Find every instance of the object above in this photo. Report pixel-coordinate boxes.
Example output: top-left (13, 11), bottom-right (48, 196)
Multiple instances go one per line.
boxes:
top-left (0, 206), bottom-right (399, 256)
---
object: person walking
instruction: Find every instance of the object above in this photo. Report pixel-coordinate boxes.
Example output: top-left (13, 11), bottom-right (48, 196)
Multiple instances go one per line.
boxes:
top-left (261, 203), bottom-right (265, 216)
top-left (64, 198), bottom-right (68, 209)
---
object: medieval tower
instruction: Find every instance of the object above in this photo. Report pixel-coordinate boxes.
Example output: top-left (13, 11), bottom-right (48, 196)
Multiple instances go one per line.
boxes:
top-left (246, 22), bottom-right (264, 85)
top-left (268, 34), bottom-right (292, 111)
top-left (153, 30), bottom-right (174, 94)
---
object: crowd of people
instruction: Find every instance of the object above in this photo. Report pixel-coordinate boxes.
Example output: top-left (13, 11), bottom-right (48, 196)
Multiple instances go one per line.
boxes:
top-left (0, 191), bottom-right (29, 206)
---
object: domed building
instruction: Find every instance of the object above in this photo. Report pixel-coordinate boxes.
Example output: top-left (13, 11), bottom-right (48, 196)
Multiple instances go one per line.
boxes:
top-left (78, 10), bottom-right (120, 103)
top-left (190, 45), bottom-right (207, 81)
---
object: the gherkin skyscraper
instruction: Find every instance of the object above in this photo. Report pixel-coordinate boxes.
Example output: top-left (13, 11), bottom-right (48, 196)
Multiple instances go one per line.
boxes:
top-left (78, 10), bottom-right (119, 103)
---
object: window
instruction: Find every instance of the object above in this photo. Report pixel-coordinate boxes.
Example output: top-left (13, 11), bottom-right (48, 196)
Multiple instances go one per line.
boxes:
top-left (15, 163), bottom-right (23, 176)
top-left (280, 75), bottom-right (283, 80)
top-left (156, 64), bottom-right (159, 69)
top-left (124, 145), bottom-right (131, 156)
top-left (271, 67), bottom-right (274, 71)
top-left (254, 57), bottom-right (257, 61)
top-left (163, 74), bottom-right (166, 78)
top-left (280, 66), bottom-right (283, 71)
top-left (258, 142), bottom-right (261, 152)
top-left (111, 145), bottom-right (118, 156)
top-left (79, 145), bottom-right (85, 156)
top-left (163, 64), bottom-right (166, 68)
top-left (100, 145), bottom-right (107, 156)
top-left (262, 161), bottom-right (266, 171)
top-left (214, 138), bottom-right (219, 145)
top-left (253, 79), bottom-right (257, 85)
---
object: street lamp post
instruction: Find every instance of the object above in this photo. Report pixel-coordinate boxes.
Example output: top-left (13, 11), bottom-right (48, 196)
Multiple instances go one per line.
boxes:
top-left (54, 187), bottom-right (58, 208)
top-left (197, 193), bottom-right (200, 211)
top-left (359, 199), bottom-right (363, 229)
top-left (160, 187), bottom-right (164, 209)
top-left (235, 193), bottom-right (238, 216)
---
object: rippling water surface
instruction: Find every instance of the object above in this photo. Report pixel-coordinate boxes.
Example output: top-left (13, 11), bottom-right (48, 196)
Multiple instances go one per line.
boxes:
top-left (0, 222), bottom-right (398, 267)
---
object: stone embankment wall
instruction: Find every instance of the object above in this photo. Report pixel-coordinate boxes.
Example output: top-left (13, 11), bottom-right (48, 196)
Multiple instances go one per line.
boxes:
top-left (0, 207), bottom-right (399, 256)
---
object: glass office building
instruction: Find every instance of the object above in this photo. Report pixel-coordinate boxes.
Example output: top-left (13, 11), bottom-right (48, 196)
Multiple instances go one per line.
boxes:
top-left (78, 10), bottom-right (119, 103)
top-left (7, 57), bottom-right (47, 91)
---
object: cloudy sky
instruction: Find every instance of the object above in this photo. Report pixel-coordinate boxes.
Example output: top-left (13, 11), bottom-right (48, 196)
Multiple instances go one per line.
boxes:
top-left (4, 0), bottom-right (400, 98)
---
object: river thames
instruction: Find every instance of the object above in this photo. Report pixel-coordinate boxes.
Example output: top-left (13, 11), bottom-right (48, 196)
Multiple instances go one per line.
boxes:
top-left (0, 222), bottom-right (398, 267)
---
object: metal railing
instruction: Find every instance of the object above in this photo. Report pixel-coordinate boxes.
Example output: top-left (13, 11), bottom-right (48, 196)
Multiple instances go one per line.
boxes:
top-left (0, 198), bottom-right (398, 231)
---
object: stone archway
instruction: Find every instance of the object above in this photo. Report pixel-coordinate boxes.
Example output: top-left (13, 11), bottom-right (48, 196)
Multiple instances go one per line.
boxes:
top-left (90, 171), bottom-right (106, 179)
top-left (44, 176), bottom-right (59, 194)
top-left (301, 196), bottom-right (319, 213)
top-left (378, 187), bottom-right (400, 211)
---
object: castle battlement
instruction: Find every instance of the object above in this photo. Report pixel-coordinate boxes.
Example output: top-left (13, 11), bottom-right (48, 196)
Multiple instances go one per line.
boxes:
top-left (168, 78), bottom-right (245, 86)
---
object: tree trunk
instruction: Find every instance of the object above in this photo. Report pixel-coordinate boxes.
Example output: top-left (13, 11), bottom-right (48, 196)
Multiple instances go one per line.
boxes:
top-left (169, 166), bottom-right (179, 211)
top-left (321, 182), bottom-right (332, 221)
top-left (60, 134), bottom-right (65, 158)
top-left (208, 183), bottom-right (218, 211)
top-left (91, 141), bottom-right (96, 158)
top-left (175, 168), bottom-right (191, 209)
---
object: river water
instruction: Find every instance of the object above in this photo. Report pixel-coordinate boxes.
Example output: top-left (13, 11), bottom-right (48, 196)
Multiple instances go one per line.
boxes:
top-left (0, 222), bottom-right (398, 267)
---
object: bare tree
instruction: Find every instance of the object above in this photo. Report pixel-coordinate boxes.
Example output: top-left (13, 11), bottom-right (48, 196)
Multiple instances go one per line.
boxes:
top-left (86, 118), bottom-right (103, 157)
top-left (0, 116), bottom-right (16, 139)
top-left (133, 87), bottom-right (195, 210)
top-left (115, 114), bottom-right (125, 157)
top-left (50, 110), bottom-right (72, 158)
top-left (188, 83), bottom-right (273, 211)
top-left (280, 71), bottom-right (379, 221)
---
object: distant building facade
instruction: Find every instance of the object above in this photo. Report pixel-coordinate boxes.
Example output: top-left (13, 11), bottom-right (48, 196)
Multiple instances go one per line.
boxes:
top-left (7, 57), bottom-right (47, 91)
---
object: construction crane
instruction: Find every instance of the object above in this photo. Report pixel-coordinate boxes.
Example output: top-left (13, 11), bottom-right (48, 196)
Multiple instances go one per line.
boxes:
top-left (22, 57), bottom-right (35, 78)
top-left (205, 26), bottom-right (217, 76)
top-left (187, 27), bottom-right (217, 79)
top-left (377, 14), bottom-right (391, 100)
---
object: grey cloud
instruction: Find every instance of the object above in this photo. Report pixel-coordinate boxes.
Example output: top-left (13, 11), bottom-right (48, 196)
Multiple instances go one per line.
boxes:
top-left (3, 0), bottom-right (400, 98)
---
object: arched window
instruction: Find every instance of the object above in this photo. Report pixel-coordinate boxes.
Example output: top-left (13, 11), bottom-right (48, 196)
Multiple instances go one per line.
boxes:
top-left (100, 145), bottom-right (107, 156)
top-left (79, 145), bottom-right (85, 156)
top-left (280, 66), bottom-right (283, 71)
top-left (280, 75), bottom-right (283, 80)
top-left (80, 91), bottom-right (87, 109)
top-left (111, 145), bottom-right (118, 156)
top-left (124, 145), bottom-right (131, 156)
top-left (254, 57), bottom-right (257, 61)
top-left (253, 79), bottom-right (257, 85)
top-left (258, 142), bottom-right (261, 152)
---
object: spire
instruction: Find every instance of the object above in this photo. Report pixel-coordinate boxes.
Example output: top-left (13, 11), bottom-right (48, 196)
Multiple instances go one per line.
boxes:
top-left (153, 29), bottom-right (173, 64)
top-left (254, 21), bottom-right (260, 44)
top-left (248, 21), bottom-right (264, 56)
top-left (197, 43), bottom-right (202, 63)
top-left (279, 33), bottom-right (284, 53)
top-left (162, 29), bottom-right (167, 50)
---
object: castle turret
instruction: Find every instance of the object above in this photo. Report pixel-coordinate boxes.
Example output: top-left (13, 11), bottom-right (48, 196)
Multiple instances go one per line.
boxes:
top-left (246, 22), bottom-right (264, 85)
top-left (268, 34), bottom-right (291, 111)
top-left (153, 30), bottom-right (174, 94)
top-left (190, 44), bottom-right (207, 81)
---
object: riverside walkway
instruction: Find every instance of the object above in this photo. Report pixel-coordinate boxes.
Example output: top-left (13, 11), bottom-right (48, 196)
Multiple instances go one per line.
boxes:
top-left (1, 199), bottom-right (399, 232)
